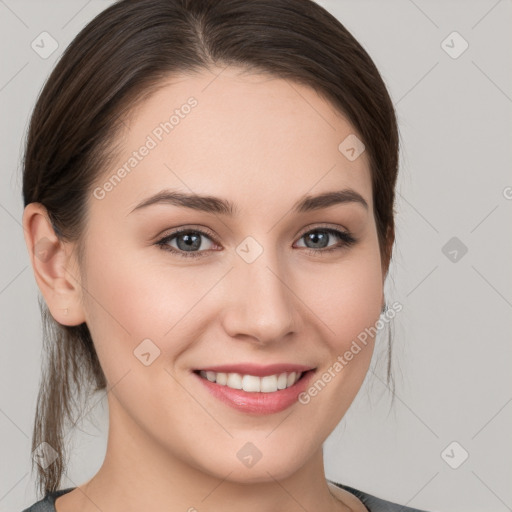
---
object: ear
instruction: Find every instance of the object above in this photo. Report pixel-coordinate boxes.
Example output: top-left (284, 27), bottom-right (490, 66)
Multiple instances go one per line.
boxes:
top-left (22, 202), bottom-right (86, 326)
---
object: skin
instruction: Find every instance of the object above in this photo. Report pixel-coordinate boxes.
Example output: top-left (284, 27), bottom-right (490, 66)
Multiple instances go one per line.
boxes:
top-left (23, 66), bottom-right (392, 512)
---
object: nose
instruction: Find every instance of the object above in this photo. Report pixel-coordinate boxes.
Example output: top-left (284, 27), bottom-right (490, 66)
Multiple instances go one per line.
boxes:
top-left (220, 252), bottom-right (299, 345)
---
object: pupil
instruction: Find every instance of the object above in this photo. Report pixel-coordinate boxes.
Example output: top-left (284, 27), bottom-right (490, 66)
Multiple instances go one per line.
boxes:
top-left (178, 233), bottom-right (201, 251)
top-left (307, 231), bottom-right (327, 248)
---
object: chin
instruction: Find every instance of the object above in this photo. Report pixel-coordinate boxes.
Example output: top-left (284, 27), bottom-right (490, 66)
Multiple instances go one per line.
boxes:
top-left (196, 447), bottom-right (311, 485)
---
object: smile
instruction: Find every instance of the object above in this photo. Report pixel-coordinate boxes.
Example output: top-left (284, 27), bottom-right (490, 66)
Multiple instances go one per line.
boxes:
top-left (197, 370), bottom-right (302, 393)
top-left (192, 368), bottom-right (317, 415)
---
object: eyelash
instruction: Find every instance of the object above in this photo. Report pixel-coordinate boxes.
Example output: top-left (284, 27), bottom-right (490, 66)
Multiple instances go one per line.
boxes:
top-left (155, 225), bottom-right (357, 259)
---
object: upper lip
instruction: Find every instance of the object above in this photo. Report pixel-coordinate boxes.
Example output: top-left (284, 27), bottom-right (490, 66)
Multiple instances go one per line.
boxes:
top-left (194, 363), bottom-right (315, 377)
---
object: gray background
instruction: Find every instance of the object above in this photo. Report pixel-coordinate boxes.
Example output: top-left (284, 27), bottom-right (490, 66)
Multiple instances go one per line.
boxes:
top-left (1, 1), bottom-right (511, 511)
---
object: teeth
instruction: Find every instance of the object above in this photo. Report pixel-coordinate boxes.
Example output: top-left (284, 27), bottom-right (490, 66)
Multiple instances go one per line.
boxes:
top-left (198, 370), bottom-right (303, 392)
top-left (227, 373), bottom-right (242, 389)
top-left (242, 374), bottom-right (260, 392)
top-left (215, 372), bottom-right (228, 386)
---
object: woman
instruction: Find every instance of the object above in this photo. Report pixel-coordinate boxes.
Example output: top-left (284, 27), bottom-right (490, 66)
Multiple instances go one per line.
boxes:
top-left (20, 0), bottom-right (430, 510)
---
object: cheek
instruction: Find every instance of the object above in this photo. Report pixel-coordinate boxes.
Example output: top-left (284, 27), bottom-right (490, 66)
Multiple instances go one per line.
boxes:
top-left (290, 248), bottom-right (384, 438)
top-left (301, 246), bottom-right (384, 350)
top-left (80, 239), bottom-right (220, 375)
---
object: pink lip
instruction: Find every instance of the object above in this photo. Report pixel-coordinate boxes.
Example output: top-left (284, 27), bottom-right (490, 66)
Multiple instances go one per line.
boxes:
top-left (193, 369), bottom-right (317, 415)
top-left (194, 363), bottom-right (315, 377)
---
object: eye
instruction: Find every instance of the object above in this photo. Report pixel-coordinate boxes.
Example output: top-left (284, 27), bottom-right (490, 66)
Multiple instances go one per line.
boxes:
top-left (294, 226), bottom-right (357, 256)
top-left (155, 225), bottom-right (357, 259)
top-left (156, 227), bottom-right (218, 259)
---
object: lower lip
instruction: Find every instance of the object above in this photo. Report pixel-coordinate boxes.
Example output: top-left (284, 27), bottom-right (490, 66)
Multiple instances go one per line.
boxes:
top-left (193, 370), bottom-right (316, 415)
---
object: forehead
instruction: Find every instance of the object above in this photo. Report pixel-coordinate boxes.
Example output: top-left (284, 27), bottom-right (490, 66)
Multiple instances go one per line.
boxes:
top-left (93, 66), bottom-right (373, 218)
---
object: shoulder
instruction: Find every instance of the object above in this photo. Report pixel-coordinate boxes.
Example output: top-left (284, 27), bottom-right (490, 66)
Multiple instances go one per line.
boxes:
top-left (21, 487), bottom-right (75, 512)
top-left (329, 480), bottom-right (435, 512)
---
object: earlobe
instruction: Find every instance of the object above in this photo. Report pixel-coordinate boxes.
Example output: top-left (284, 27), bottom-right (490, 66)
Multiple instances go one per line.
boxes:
top-left (22, 203), bottom-right (86, 326)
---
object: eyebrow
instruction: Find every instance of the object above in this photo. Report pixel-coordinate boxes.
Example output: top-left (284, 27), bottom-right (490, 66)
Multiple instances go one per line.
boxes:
top-left (129, 188), bottom-right (369, 216)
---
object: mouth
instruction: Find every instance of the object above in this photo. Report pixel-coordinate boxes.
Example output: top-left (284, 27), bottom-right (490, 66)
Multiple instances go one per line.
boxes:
top-left (193, 368), bottom-right (313, 393)
top-left (191, 367), bottom-right (317, 415)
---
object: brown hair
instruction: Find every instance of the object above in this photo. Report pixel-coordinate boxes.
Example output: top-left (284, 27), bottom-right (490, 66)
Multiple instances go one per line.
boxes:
top-left (22, 0), bottom-right (400, 497)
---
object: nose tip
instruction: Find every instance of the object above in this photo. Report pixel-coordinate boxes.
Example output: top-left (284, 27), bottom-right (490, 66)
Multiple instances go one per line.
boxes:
top-left (221, 261), bottom-right (298, 345)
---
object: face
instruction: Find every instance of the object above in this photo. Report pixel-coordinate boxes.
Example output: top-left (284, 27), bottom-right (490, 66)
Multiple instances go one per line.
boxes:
top-left (74, 66), bottom-right (385, 482)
